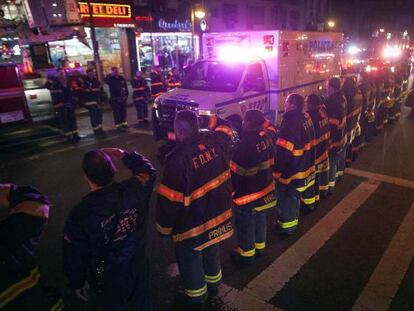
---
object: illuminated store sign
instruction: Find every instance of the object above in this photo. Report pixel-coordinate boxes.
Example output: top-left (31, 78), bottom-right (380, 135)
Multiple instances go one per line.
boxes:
top-left (158, 18), bottom-right (191, 32)
top-left (78, 2), bottom-right (131, 18)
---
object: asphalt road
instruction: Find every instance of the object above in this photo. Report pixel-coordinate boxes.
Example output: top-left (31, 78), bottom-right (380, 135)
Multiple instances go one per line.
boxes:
top-left (1, 106), bottom-right (414, 311)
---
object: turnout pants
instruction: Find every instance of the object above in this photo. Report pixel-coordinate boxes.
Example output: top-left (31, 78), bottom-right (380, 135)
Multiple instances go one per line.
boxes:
top-left (277, 184), bottom-right (300, 233)
top-left (235, 207), bottom-right (267, 261)
top-left (56, 105), bottom-right (78, 137)
top-left (336, 143), bottom-right (348, 180)
top-left (110, 99), bottom-right (127, 128)
top-left (317, 169), bottom-right (330, 198)
top-left (328, 151), bottom-right (340, 191)
top-left (301, 182), bottom-right (316, 212)
top-left (175, 243), bottom-right (222, 303)
top-left (84, 102), bottom-right (103, 131)
top-left (134, 98), bottom-right (148, 120)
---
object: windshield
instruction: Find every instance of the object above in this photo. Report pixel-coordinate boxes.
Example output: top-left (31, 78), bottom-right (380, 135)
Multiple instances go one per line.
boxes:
top-left (181, 61), bottom-right (245, 92)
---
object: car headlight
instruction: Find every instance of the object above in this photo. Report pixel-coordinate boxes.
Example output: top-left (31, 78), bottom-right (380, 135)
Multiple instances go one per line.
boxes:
top-left (198, 109), bottom-right (216, 116)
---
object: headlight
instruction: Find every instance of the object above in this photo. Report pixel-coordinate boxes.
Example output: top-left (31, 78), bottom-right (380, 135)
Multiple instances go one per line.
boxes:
top-left (198, 109), bottom-right (216, 116)
top-left (154, 97), bottom-right (163, 109)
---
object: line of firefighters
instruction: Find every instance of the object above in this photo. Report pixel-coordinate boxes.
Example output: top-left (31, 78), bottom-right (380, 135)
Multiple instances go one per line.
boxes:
top-left (44, 66), bottom-right (182, 142)
top-left (154, 65), bottom-right (409, 306)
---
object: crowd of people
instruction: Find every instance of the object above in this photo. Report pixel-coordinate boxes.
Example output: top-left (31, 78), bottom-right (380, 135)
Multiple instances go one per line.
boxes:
top-left (44, 66), bottom-right (182, 142)
top-left (1, 66), bottom-right (410, 311)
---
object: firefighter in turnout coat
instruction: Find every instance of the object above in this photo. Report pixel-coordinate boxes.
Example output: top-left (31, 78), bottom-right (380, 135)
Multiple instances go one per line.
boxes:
top-left (156, 110), bottom-right (235, 306)
top-left (230, 110), bottom-right (277, 265)
top-left (274, 94), bottom-right (316, 234)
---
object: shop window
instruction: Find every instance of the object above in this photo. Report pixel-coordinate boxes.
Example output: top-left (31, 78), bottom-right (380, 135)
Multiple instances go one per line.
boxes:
top-left (243, 63), bottom-right (265, 93)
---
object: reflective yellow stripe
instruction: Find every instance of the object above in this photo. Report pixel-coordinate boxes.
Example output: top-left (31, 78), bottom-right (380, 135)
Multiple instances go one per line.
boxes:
top-left (301, 196), bottom-right (316, 205)
top-left (278, 219), bottom-right (299, 229)
top-left (208, 115), bottom-right (217, 130)
top-left (278, 166), bottom-right (316, 187)
top-left (297, 179), bottom-right (315, 193)
top-left (50, 298), bottom-right (64, 311)
top-left (155, 223), bottom-right (173, 235)
top-left (158, 184), bottom-right (184, 203)
top-left (233, 183), bottom-right (275, 206)
top-left (329, 181), bottom-right (336, 187)
top-left (255, 242), bottom-right (266, 250)
top-left (315, 194), bottom-right (320, 201)
top-left (0, 267), bottom-right (40, 308)
top-left (254, 200), bottom-right (277, 212)
top-left (215, 125), bottom-right (233, 137)
top-left (205, 270), bottom-right (222, 283)
top-left (184, 170), bottom-right (231, 206)
top-left (230, 158), bottom-right (274, 176)
top-left (185, 284), bottom-right (207, 297)
top-left (237, 247), bottom-right (255, 257)
top-left (336, 170), bottom-right (344, 177)
top-left (194, 230), bottom-right (233, 251)
top-left (277, 138), bottom-right (312, 156)
top-left (319, 184), bottom-right (329, 191)
top-left (173, 209), bottom-right (232, 243)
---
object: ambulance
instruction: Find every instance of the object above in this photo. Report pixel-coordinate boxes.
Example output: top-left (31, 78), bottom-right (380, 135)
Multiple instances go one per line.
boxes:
top-left (152, 30), bottom-right (343, 139)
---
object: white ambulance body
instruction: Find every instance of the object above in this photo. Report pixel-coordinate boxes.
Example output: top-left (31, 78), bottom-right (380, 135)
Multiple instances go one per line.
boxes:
top-left (152, 30), bottom-right (343, 139)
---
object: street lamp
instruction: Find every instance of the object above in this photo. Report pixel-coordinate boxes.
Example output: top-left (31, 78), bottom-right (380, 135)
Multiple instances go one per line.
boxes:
top-left (327, 20), bottom-right (335, 29)
top-left (191, 5), bottom-right (206, 59)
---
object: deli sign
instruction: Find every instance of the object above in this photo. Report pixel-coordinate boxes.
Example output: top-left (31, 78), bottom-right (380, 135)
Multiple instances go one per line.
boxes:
top-left (78, 2), bottom-right (131, 19)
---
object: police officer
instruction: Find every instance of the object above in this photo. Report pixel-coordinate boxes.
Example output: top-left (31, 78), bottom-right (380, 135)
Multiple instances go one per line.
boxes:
top-left (63, 148), bottom-right (156, 310)
top-left (274, 94), bottom-right (316, 234)
top-left (44, 68), bottom-right (80, 142)
top-left (156, 110), bottom-right (234, 307)
top-left (306, 94), bottom-right (330, 201)
top-left (105, 67), bottom-right (129, 131)
top-left (150, 67), bottom-right (165, 100)
top-left (230, 110), bottom-right (277, 265)
top-left (342, 77), bottom-right (363, 170)
top-left (131, 69), bottom-right (150, 124)
top-left (82, 69), bottom-right (104, 135)
top-left (0, 184), bottom-right (63, 311)
top-left (325, 77), bottom-right (347, 193)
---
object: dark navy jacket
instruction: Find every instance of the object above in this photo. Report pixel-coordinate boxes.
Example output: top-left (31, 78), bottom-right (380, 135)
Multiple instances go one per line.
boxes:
top-left (63, 152), bottom-right (156, 291)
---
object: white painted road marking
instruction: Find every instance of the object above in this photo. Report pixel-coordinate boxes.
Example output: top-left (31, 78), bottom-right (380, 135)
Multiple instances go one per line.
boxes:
top-left (352, 201), bottom-right (414, 311)
top-left (346, 167), bottom-right (414, 190)
top-left (244, 181), bottom-right (379, 302)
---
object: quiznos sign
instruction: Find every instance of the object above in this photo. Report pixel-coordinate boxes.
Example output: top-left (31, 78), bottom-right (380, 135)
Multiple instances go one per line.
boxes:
top-left (158, 19), bottom-right (191, 32)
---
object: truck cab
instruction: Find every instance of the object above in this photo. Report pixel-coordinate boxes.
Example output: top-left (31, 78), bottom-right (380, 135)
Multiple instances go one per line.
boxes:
top-left (152, 57), bottom-right (272, 139)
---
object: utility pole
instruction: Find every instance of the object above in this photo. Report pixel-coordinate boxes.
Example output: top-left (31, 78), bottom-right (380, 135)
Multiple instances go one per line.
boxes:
top-left (86, 0), bottom-right (103, 82)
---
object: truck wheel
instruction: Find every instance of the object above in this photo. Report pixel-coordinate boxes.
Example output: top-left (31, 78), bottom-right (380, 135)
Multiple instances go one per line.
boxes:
top-left (226, 115), bottom-right (243, 134)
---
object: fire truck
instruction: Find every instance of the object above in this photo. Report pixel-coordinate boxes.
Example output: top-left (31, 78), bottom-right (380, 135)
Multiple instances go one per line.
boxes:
top-left (152, 30), bottom-right (343, 139)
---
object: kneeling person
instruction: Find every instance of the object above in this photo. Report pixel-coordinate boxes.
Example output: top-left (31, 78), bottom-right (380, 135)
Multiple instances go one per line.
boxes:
top-left (231, 110), bottom-right (277, 265)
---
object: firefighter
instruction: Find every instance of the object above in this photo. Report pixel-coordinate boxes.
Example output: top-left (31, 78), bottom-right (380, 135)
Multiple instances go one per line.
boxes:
top-left (353, 72), bottom-right (372, 151)
top-left (82, 69), bottom-right (104, 135)
top-left (374, 73), bottom-right (387, 133)
top-left (306, 94), bottom-right (330, 200)
top-left (230, 110), bottom-right (277, 265)
top-left (104, 67), bottom-right (129, 131)
top-left (150, 67), bottom-right (165, 100)
top-left (389, 69), bottom-right (403, 122)
top-left (342, 77), bottom-right (363, 169)
top-left (274, 94), bottom-right (316, 234)
top-left (44, 68), bottom-right (80, 142)
top-left (156, 110), bottom-right (234, 307)
top-left (325, 77), bottom-right (347, 193)
top-left (70, 70), bottom-right (84, 109)
top-left (365, 73), bottom-right (377, 143)
top-left (131, 69), bottom-right (150, 124)
top-left (0, 184), bottom-right (63, 311)
top-left (63, 148), bottom-right (156, 310)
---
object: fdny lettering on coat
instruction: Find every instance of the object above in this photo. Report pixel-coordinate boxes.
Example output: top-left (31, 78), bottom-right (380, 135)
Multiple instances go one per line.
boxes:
top-left (256, 137), bottom-right (274, 153)
top-left (192, 147), bottom-right (219, 169)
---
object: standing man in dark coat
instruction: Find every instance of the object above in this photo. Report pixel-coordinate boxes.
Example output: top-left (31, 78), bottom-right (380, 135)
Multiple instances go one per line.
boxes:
top-left (82, 69), bottom-right (104, 134)
top-left (131, 69), bottom-right (150, 124)
top-left (105, 67), bottom-right (129, 131)
top-left (63, 148), bottom-right (156, 310)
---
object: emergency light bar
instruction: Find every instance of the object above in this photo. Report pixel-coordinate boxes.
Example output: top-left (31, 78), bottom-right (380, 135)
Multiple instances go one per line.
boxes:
top-left (216, 45), bottom-right (274, 63)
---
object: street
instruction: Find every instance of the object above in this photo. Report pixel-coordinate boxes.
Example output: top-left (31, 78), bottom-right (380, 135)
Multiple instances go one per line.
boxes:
top-left (1, 105), bottom-right (414, 311)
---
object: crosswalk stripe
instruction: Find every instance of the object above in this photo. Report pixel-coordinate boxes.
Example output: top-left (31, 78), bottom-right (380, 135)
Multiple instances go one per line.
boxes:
top-left (352, 201), bottom-right (414, 311)
top-left (243, 181), bottom-right (379, 302)
top-left (346, 168), bottom-right (414, 189)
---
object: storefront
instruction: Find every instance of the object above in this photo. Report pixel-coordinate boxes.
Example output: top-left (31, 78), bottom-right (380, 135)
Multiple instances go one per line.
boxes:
top-left (48, 1), bottom-right (136, 78)
top-left (135, 15), bottom-right (199, 72)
